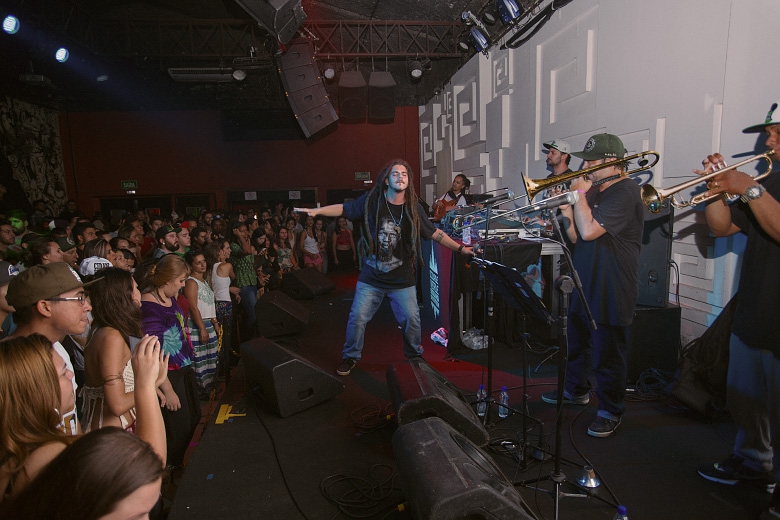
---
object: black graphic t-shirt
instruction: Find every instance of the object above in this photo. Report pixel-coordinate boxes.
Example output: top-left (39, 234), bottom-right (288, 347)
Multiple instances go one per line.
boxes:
top-left (343, 193), bottom-right (436, 289)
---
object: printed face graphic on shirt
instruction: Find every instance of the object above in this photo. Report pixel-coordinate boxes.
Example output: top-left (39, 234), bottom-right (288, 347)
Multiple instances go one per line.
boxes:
top-left (374, 219), bottom-right (403, 272)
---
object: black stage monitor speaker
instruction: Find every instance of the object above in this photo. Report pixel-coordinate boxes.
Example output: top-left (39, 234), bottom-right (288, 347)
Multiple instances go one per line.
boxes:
top-left (277, 41), bottom-right (338, 138)
top-left (393, 417), bottom-right (536, 520)
top-left (282, 267), bottom-right (336, 299)
top-left (234, 0), bottom-right (306, 44)
top-left (368, 71), bottom-right (396, 121)
top-left (241, 338), bottom-right (344, 417)
top-left (386, 357), bottom-right (489, 447)
top-left (637, 204), bottom-right (674, 307)
top-left (255, 290), bottom-right (311, 337)
top-left (338, 70), bottom-right (367, 120)
top-left (627, 304), bottom-right (682, 384)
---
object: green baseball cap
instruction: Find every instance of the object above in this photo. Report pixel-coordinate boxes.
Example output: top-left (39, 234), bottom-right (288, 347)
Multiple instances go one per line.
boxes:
top-left (743, 100), bottom-right (780, 133)
top-left (571, 133), bottom-right (626, 161)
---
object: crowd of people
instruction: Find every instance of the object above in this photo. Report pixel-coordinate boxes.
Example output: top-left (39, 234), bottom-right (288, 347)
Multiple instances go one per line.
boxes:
top-left (0, 200), bottom-right (360, 518)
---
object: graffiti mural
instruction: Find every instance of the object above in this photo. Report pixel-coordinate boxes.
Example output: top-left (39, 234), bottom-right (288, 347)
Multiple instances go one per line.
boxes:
top-left (0, 96), bottom-right (67, 216)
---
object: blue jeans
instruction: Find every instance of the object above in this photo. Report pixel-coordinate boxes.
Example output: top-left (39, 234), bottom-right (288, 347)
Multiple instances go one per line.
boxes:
top-left (564, 311), bottom-right (630, 421)
top-left (727, 333), bottom-right (778, 477)
top-left (239, 285), bottom-right (258, 340)
top-left (342, 282), bottom-right (423, 361)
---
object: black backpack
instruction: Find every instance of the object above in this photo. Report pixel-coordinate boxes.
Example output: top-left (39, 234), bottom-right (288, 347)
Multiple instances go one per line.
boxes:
top-left (670, 295), bottom-right (737, 416)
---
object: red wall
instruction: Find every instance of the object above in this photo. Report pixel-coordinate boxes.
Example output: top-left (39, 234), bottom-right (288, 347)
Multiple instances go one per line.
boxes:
top-left (58, 106), bottom-right (421, 213)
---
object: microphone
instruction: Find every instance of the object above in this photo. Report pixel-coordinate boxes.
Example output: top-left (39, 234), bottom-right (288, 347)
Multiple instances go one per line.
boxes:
top-left (478, 190), bottom-right (515, 206)
top-left (522, 191), bottom-right (579, 213)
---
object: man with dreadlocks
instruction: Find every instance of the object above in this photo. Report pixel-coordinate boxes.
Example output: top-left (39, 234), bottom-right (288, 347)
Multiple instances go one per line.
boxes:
top-left (296, 159), bottom-right (473, 376)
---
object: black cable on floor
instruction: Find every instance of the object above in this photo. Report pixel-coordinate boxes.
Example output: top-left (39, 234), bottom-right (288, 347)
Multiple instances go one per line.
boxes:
top-left (248, 389), bottom-right (312, 520)
top-left (350, 403), bottom-right (395, 433)
top-left (320, 464), bottom-right (406, 519)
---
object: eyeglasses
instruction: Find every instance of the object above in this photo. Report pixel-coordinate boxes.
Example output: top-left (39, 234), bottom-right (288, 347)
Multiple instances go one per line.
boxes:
top-left (46, 293), bottom-right (88, 305)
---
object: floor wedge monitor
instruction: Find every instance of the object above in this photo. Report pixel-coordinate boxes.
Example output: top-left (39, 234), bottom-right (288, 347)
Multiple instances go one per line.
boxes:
top-left (392, 417), bottom-right (535, 520)
top-left (241, 338), bottom-right (344, 417)
top-left (386, 357), bottom-right (489, 447)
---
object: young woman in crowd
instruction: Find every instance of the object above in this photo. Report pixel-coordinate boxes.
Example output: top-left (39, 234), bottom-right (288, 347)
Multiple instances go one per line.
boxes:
top-left (204, 240), bottom-right (239, 377)
top-left (3, 428), bottom-right (165, 519)
top-left (0, 334), bottom-right (76, 502)
top-left (137, 254), bottom-right (199, 467)
top-left (21, 237), bottom-right (64, 266)
top-left (81, 268), bottom-right (167, 433)
top-left (299, 215), bottom-right (323, 271)
top-left (332, 216), bottom-right (356, 270)
top-left (183, 250), bottom-right (218, 396)
top-left (274, 226), bottom-right (298, 274)
top-left (0, 333), bottom-right (166, 504)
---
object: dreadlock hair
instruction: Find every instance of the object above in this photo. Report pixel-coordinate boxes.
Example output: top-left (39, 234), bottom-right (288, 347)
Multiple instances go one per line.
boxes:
top-left (362, 159), bottom-right (423, 269)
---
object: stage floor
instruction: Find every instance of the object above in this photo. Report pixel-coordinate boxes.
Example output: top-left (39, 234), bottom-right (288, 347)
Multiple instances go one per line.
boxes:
top-left (166, 271), bottom-right (769, 520)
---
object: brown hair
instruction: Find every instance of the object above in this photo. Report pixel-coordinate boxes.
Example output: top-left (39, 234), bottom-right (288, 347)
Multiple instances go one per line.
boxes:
top-left (86, 268), bottom-right (143, 345)
top-left (0, 334), bottom-right (71, 479)
top-left (134, 254), bottom-right (189, 294)
top-left (2, 427), bottom-right (163, 519)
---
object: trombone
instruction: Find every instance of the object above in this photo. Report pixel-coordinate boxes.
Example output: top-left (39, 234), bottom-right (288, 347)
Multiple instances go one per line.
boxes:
top-left (641, 150), bottom-right (775, 213)
top-left (453, 150), bottom-right (660, 231)
top-left (524, 150), bottom-right (660, 199)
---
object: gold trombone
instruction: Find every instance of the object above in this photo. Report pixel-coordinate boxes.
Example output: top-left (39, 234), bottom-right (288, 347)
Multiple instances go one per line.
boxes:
top-left (641, 149), bottom-right (775, 213)
top-left (524, 150), bottom-right (660, 199)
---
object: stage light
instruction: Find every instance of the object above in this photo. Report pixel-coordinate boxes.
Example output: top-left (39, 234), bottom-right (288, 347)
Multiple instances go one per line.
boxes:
top-left (3, 15), bottom-right (19, 34)
top-left (461, 11), bottom-right (491, 56)
top-left (55, 47), bottom-right (69, 62)
top-left (409, 60), bottom-right (423, 80)
top-left (96, 74), bottom-right (109, 82)
top-left (232, 69), bottom-right (247, 81)
top-left (323, 65), bottom-right (335, 80)
top-left (496, 0), bottom-right (522, 24)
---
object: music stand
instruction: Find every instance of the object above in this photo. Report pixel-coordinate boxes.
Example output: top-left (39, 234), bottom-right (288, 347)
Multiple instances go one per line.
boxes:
top-left (472, 257), bottom-right (552, 469)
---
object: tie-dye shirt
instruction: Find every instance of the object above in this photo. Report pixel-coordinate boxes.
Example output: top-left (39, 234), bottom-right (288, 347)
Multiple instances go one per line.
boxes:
top-left (141, 297), bottom-right (194, 370)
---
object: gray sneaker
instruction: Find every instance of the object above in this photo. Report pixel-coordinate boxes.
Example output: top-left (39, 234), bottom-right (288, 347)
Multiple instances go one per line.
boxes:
top-left (541, 391), bottom-right (590, 405)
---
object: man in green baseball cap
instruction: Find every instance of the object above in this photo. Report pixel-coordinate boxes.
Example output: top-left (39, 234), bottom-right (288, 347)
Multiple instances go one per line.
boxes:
top-left (541, 133), bottom-right (644, 439)
top-left (695, 100), bottom-right (780, 517)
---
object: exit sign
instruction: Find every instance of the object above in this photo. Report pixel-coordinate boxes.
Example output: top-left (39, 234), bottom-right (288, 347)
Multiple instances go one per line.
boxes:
top-left (354, 171), bottom-right (370, 180)
top-left (121, 180), bottom-right (137, 191)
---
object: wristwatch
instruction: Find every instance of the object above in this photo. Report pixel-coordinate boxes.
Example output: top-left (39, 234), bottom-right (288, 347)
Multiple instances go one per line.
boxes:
top-left (740, 184), bottom-right (766, 203)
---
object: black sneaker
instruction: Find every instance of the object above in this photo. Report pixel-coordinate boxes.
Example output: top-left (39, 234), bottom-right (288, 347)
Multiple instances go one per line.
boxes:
top-left (698, 454), bottom-right (775, 492)
top-left (541, 391), bottom-right (590, 405)
top-left (336, 358), bottom-right (357, 376)
top-left (587, 416), bottom-right (621, 437)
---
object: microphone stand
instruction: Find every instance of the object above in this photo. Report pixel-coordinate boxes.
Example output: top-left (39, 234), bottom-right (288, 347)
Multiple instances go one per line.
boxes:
top-left (517, 207), bottom-right (613, 520)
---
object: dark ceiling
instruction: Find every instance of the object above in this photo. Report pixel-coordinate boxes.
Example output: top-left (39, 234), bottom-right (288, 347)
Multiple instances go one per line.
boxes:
top-left (0, 0), bottom-right (547, 138)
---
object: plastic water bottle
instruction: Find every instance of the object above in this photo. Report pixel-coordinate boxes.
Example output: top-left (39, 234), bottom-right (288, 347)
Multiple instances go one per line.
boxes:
top-left (613, 505), bottom-right (628, 520)
top-left (498, 386), bottom-right (510, 418)
top-left (462, 216), bottom-right (472, 246)
top-left (476, 384), bottom-right (487, 416)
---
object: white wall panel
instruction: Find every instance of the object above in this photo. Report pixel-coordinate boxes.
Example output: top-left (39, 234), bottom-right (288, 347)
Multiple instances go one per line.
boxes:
top-left (420, 0), bottom-right (780, 341)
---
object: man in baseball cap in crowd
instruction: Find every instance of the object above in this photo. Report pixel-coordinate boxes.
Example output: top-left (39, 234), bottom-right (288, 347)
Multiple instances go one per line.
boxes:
top-left (152, 225), bottom-right (178, 259)
top-left (5, 262), bottom-right (93, 435)
top-left (541, 133), bottom-right (644, 438)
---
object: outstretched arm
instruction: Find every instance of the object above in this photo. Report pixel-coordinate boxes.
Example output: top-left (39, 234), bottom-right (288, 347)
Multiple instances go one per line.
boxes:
top-left (295, 204), bottom-right (344, 218)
